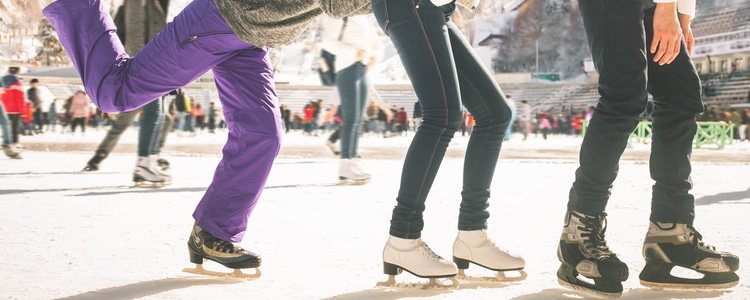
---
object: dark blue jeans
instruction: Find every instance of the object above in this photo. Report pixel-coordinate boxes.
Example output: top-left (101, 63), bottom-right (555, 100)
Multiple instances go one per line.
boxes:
top-left (569, 0), bottom-right (703, 225)
top-left (337, 62), bottom-right (368, 159)
top-left (138, 98), bottom-right (166, 156)
top-left (374, 0), bottom-right (512, 239)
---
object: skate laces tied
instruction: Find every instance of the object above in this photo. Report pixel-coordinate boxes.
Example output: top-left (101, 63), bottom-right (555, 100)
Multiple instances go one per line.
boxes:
top-left (688, 227), bottom-right (716, 251)
top-left (578, 213), bottom-right (613, 258)
top-left (416, 241), bottom-right (443, 261)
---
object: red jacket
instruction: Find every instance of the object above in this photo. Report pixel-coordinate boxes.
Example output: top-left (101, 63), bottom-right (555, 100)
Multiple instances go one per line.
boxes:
top-left (1, 83), bottom-right (26, 114)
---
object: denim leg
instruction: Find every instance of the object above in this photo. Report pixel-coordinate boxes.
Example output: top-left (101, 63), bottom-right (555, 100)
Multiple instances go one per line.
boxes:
top-left (374, 0), bottom-right (462, 239)
top-left (568, 0), bottom-right (649, 215)
top-left (337, 63), bottom-right (365, 159)
top-left (447, 22), bottom-right (513, 231)
top-left (0, 103), bottom-right (11, 146)
top-left (643, 9), bottom-right (704, 225)
top-left (138, 98), bottom-right (165, 156)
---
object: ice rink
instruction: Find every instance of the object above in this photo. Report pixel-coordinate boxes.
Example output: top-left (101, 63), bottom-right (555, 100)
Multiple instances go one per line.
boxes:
top-left (1, 132), bottom-right (749, 299)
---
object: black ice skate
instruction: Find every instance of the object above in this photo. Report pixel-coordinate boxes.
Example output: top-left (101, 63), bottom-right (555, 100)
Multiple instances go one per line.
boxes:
top-left (183, 223), bottom-right (261, 279)
top-left (83, 150), bottom-right (107, 171)
top-left (557, 211), bottom-right (629, 298)
top-left (639, 222), bottom-right (739, 290)
top-left (156, 158), bottom-right (170, 172)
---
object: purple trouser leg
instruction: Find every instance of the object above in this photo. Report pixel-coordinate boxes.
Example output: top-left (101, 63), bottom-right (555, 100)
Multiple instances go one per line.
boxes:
top-left (43, 0), bottom-right (281, 242)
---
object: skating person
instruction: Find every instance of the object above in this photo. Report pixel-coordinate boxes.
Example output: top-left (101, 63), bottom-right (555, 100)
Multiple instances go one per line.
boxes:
top-left (372, 0), bottom-right (524, 288)
top-left (43, 0), bottom-right (371, 277)
top-left (0, 101), bottom-right (20, 159)
top-left (27, 79), bottom-right (44, 135)
top-left (69, 91), bottom-right (90, 135)
top-left (320, 15), bottom-right (378, 184)
top-left (82, 0), bottom-right (173, 188)
top-left (1, 67), bottom-right (26, 157)
top-left (558, 0), bottom-right (739, 297)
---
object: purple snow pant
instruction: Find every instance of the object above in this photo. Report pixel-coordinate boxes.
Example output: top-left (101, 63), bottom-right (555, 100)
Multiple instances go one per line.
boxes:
top-left (43, 0), bottom-right (282, 243)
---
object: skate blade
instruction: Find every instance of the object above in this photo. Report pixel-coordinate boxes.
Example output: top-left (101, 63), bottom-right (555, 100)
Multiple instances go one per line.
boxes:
top-left (133, 181), bottom-right (167, 188)
top-left (182, 264), bottom-right (261, 280)
top-left (377, 275), bottom-right (459, 290)
top-left (339, 178), bottom-right (370, 185)
top-left (557, 278), bottom-right (621, 299)
top-left (457, 269), bottom-right (527, 283)
top-left (640, 279), bottom-right (739, 291)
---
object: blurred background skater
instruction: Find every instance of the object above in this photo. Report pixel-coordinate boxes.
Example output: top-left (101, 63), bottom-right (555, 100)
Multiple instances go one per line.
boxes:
top-left (82, 0), bottom-right (173, 188)
top-left (2, 67), bottom-right (26, 158)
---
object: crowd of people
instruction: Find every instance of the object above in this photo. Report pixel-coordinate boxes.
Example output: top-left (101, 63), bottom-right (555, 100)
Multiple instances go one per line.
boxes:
top-left (279, 99), bottom-right (414, 138)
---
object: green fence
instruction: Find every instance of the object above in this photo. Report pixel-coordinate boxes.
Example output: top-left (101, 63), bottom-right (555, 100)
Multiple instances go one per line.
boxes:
top-left (583, 120), bottom-right (735, 149)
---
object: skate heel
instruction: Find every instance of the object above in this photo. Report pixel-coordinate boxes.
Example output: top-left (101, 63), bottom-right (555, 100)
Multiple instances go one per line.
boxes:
top-left (453, 256), bottom-right (471, 270)
top-left (189, 250), bottom-right (204, 265)
top-left (383, 262), bottom-right (403, 275)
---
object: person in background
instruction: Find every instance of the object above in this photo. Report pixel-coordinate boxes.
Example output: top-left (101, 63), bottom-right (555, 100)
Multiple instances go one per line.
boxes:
top-left (208, 102), bottom-right (219, 134)
top-left (538, 111), bottom-right (551, 140)
top-left (412, 100), bottom-right (422, 131)
top-left (194, 103), bottom-right (206, 132)
top-left (397, 107), bottom-right (408, 135)
top-left (27, 78), bottom-right (44, 134)
top-left (174, 89), bottom-right (188, 131)
top-left (69, 91), bottom-right (90, 135)
top-left (22, 102), bottom-right (35, 136)
top-left (739, 108), bottom-right (750, 142)
top-left (47, 99), bottom-right (59, 132)
top-left (504, 95), bottom-right (516, 141)
top-left (0, 99), bottom-right (19, 158)
top-left (321, 14), bottom-right (379, 182)
top-left (2, 67), bottom-right (26, 155)
top-left (518, 100), bottom-right (531, 141)
top-left (280, 104), bottom-right (291, 134)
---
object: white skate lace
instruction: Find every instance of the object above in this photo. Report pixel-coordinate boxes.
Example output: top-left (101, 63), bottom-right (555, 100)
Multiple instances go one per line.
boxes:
top-left (416, 241), bottom-right (443, 261)
top-left (688, 227), bottom-right (716, 251)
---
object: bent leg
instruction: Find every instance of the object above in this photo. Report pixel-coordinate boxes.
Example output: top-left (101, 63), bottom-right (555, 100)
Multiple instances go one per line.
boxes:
top-left (43, 0), bottom-right (248, 112)
top-left (192, 48), bottom-right (282, 242)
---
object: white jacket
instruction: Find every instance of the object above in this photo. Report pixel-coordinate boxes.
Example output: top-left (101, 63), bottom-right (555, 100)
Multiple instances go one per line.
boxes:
top-left (653, 0), bottom-right (696, 19)
top-left (320, 15), bottom-right (378, 73)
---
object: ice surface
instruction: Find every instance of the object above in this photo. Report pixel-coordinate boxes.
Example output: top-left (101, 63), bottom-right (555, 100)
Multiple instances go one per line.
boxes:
top-left (0, 132), bottom-right (748, 299)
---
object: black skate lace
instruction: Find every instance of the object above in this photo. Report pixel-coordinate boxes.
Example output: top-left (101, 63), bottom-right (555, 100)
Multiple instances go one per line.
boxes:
top-left (578, 213), bottom-right (614, 258)
top-left (688, 227), bottom-right (716, 251)
top-left (211, 238), bottom-right (244, 254)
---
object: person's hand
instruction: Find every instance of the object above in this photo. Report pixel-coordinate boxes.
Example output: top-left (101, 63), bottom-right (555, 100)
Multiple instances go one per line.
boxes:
top-left (651, 3), bottom-right (682, 65)
top-left (679, 13), bottom-right (694, 55)
top-left (356, 49), bottom-right (366, 61)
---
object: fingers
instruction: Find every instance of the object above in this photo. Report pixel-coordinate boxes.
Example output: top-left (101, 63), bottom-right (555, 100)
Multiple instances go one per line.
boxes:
top-left (651, 34), bottom-right (667, 62)
top-left (652, 33), bottom-right (681, 65)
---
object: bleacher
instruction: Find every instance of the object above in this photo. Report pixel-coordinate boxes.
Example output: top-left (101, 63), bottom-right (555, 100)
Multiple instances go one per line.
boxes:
top-left (693, 7), bottom-right (750, 37)
top-left (704, 73), bottom-right (750, 106)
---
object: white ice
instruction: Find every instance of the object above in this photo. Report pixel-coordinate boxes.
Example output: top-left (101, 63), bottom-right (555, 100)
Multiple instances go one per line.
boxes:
top-left (1, 132), bottom-right (749, 299)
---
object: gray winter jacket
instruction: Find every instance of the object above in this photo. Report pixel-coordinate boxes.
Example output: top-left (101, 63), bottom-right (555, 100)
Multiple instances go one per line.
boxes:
top-left (215, 0), bottom-right (373, 48)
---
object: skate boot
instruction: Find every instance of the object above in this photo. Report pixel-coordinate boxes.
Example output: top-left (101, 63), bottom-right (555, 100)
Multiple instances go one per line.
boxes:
top-left (83, 150), bottom-right (107, 171)
top-left (453, 230), bottom-right (527, 282)
top-left (339, 159), bottom-right (370, 184)
top-left (156, 157), bottom-right (171, 172)
top-left (639, 222), bottom-right (739, 290)
top-left (378, 235), bottom-right (459, 289)
top-left (557, 211), bottom-right (629, 298)
top-left (183, 223), bottom-right (261, 279)
top-left (2, 144), bottom-right (21, 159)
top-left (326, 140), bottom-right (340, 155)
top-left (133, 156), bottom-right (168, 187)
top-left (352, 158), bottom-right (371, 177)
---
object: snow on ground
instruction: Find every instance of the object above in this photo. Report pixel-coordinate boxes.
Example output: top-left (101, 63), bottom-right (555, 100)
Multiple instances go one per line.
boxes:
top-left (1, 132), bottom-right (750, 299)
